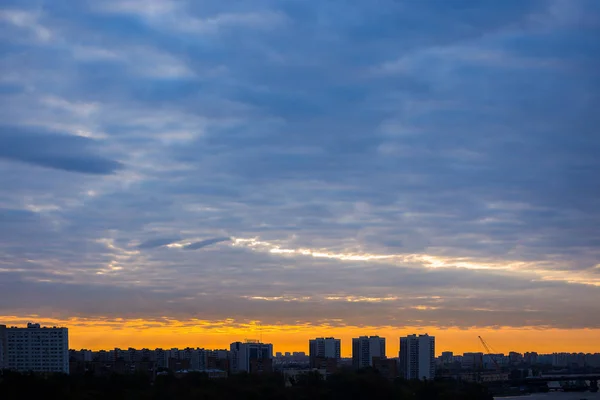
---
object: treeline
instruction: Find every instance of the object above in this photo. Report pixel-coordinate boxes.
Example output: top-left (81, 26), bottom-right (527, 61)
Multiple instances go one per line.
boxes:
top-left (0, 369), bottom-right (493, 400)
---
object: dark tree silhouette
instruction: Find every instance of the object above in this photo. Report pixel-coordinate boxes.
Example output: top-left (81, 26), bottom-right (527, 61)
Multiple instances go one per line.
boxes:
top-left (0, 369), bottom-right (493, 400)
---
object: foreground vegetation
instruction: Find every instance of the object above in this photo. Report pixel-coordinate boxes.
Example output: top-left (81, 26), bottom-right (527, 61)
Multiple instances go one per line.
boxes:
top-left (0, 369), bottom-right (493, 400)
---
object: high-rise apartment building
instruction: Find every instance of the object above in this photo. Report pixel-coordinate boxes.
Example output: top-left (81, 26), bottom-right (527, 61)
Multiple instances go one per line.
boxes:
top-left (0, 323), bottom-right (69, 374)
top-left (0, 324), bottom-right (7, 370)
top-left (352, 336), bottom-right (386, 369)
top-left (399, 334), bottom-right (435, 380)
top-left (309, 338), bottom-right (340, 365)
top-left (229, 341), bottom-right (273, 373)
top-left (309, 337), bottom-right (341, 370)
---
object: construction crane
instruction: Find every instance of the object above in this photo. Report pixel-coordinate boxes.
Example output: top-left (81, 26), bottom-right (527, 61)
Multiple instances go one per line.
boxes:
top-left (478, 336), bottom-right (501, 371)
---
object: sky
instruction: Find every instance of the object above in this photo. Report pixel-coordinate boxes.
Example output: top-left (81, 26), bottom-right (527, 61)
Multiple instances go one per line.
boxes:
top-left (0, 0), bottom-right (599, 357)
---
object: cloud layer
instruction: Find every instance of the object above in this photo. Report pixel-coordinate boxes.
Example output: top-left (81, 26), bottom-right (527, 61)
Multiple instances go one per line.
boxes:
top-left (0, 0), bottom-right (599, 335)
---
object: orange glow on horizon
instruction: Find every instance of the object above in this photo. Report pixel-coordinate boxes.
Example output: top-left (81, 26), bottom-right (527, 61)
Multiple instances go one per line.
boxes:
top-left (2, 316), bottom-right (599, 357)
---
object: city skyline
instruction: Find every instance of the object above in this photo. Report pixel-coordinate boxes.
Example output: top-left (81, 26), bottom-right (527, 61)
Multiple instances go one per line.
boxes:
top-left (1, 0), bottom-right (599, 354)
top-left (2, 319), bottom-right (599, 358)
top-left (4, 321), bottom-right (600, 378)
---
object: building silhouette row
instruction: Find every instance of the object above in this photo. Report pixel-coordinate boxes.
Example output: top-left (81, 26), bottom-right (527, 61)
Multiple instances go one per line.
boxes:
top-left (1, 323), bottom-right (437, 380)
top-left (10, 322), bottom-right (598, 381)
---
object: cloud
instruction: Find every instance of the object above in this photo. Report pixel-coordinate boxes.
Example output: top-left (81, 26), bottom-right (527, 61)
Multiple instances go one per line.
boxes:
top-left (136, 237), bottom-right (181, 250)
top-left (0, 127), bottom-right (123, 174)
top-left (91, 0), bottom-right (287, 34)
top-left (0, 0), bottom-right (599, 334)
top-left (0, 208), bottom-right (40, 223)
top-left (182, 237), bottom-right (231, 250)
top-left (0, 9), bottom-right (52, 42)
top-left (71, 45), bottom-right (197, 79)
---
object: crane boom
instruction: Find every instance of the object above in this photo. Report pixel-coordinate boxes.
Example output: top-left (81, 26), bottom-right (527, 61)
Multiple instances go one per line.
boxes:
top-left (478, 336), bottom-right (500, 371)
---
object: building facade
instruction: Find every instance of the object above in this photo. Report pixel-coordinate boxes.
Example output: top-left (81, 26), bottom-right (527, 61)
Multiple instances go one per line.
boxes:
top-left (399, 334), bottom-right (435, 380)
top-left (1, 323), bottom-right (69, 374)
top-left (0, 324), bottom-right (7, 370)
top-left (229, 341), bottom-right (273, 373)
top-left (462, 352), bottom-right (484, 370)
top-left (441, 351), bottom-right (453, 365)
top-left (309, 337), bottom-right (341, 369)
top-left (352, 336), bottom-right (386, 369)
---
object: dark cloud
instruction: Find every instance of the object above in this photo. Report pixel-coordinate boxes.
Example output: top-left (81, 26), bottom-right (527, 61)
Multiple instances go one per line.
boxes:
top-left (0, 208), bottom-right (40, 223)
top-left (136, 237), bottom-right (181, 249)
top-left (182, 237), bottom-right (231, 250)
top-left (0, 127), bottom-right (123, 174)
top-left (1, 258), bottom-right (598, 329)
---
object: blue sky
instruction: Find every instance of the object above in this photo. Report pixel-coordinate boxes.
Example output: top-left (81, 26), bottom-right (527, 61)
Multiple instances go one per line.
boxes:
top-left (0, 0), bottom-right (599, 332)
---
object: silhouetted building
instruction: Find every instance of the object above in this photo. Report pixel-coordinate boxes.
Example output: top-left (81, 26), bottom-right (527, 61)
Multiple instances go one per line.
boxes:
top-left (524, 352), bottom-right (538, 365)
top-left (169, 358), bottom-right (191, 371)
top-left (0, 325), bottom-right (7, 370)
top-left (229, 341), bottom-right (273, 373)
top-left (1, 323), bottom-right (69, 374)
top-left (509, 351), bottom-right (523, 365)
top-left (249, 357), bottom-right (273, 373)
top-left (441, 351), bottom-right (453, 365)
top-left (207, 349), bottom-right (229, 371)
top-left (352, 336), bottom-right (386, 369)
top-left (399, 334), bottom-right (435, 380)
top-left (462, 352), bottom-right (484, 370)
top-left (309, 337), bottom-right (341, 369)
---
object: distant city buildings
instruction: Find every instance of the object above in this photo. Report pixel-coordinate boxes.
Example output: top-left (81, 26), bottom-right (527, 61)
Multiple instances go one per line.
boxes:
top-left (524, 352), bottom-right (538, 365)
top-left (309, 337), bottom-right (341, 372)
top-left (462, 352), bottom-right (484, 370)
top-left (399, 334), bottom-right (435, 380)
top-left (3, 320), bottom-right (600, 381)
top-left (229, 341), bottom-right (273, 374)
top-left (508, 351), bottom-right (523, 365)
top-left (0, 323), bottom-right (69, 374)
top-left (352, 336), bottom-right (386, 369)
top-left (551, 352), bottom-right (595, 368)
top-left (274, 351), bottom-right (308, 365)
top-left (482, 353), bottom-right (505, 369)
top-left (67, 346), bottom-right (230, 376)
top-left (65, 344), bottom-right (600, 381)
top-left (441, 351), bottom-right (453, 365)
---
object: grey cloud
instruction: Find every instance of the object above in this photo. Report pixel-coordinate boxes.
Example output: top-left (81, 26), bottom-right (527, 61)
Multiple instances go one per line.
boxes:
top-left (0, 208), bottom-right (40, 223)
top-left (182, 237), bottom-right (231, 250)
top-left (136, 237), bottom-right (181, 249)
top-left (1, 257), bottom-right (599, 329)
top-left (0, 126), bottom-right (123, 174)
top-left (0, 0), bottom-right (599, 332)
